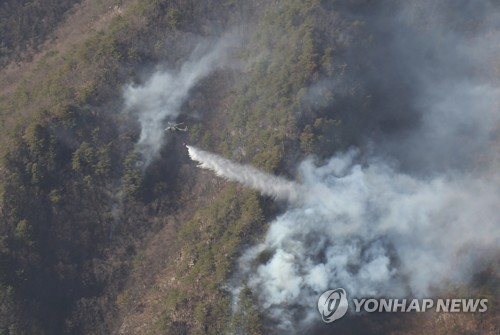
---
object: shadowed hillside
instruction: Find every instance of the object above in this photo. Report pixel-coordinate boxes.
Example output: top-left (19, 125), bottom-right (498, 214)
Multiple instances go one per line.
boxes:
top-left (0, 0), bottom-right (82, 68)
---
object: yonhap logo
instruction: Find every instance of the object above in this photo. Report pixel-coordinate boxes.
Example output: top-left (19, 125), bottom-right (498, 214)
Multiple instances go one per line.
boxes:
top-left (317, 288), bottom-right (488, 325)
top-left (317, 288), bottom-right (348, 323)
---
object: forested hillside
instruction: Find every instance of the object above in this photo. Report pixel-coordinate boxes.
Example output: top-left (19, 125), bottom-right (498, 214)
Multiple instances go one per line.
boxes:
top-left (0, 0), bottom-right (82, 67)
top-left (0, 0), bottom-right (498, 334)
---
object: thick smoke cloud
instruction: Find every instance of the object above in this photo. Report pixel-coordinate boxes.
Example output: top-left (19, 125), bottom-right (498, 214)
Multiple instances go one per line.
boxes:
top-left (123, 36), bottom-right (234, 166)
top-left (343, 0), bottom-right (500, 175)
top-left (185, 145), bottom-right (499, 331)
top-left (233, 154), bottom-right (499, 331)
top-left (223, 0), bottom-right (500, 333)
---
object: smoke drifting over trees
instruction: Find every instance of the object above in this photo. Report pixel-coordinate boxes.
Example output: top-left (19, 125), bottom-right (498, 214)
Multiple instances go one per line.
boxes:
top-left (122, 0), bottom-right (500, 333)
top-left (1, 0), bottom-right (499, 334)
top-left (123, 36), bottom-right (236, 166)
top-left (194, 0), bottom-right (500, 333)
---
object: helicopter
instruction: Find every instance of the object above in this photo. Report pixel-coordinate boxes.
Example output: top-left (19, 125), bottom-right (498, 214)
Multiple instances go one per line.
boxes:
top-left (165, 122), bottom-right (188, 132)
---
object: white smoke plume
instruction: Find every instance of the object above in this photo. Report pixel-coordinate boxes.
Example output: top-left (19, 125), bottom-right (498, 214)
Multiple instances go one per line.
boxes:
top-left (123, 36), bottom-right (234, 166)
top-left (187, 145), bottom-right (300, 202)
top-left (189, 137), bottom-right (500, 332)
top-left (188, 146), bottom-right (500, 316)
top-left (222, 1), bottom-right (500, 332)
top-left (185, 141), bottom-right (500, 332)
top-left (234, 153), bottom-right (500, 331)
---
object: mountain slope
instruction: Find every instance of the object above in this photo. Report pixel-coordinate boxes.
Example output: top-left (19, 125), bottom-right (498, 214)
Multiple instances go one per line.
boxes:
top-left (0, 0), bottom-right (498, 334)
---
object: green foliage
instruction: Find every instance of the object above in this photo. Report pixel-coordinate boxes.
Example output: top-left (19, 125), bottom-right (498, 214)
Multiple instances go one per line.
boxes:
top-left (14, 220), bottom-right (31, 242)
top-left (0, 0), bottom-right (157, 332)
top-left (300, 124), bottom-right (315, 154)
top-left (255, 248), bottom-right (274, 265)
top-left (300, 118), bottom-right (342, 156)
top-left (166, 7), bottom-right (182, 29)
top-left (0, 48), bottom-right (129, 333)
top-left (220, 0), bottom-right (337, 171)
top-left (72, 141), bottom-right (112, 179)
top-left (43, 76), bottom-right (76, 103)
top-left (153, 40), bottom-right (164, 56)
top-left (230, 286), bottom-right (263, 335)
top-left (11, 83), bottom-right (30, 110)
top-left (128, 47), bottom-right (141, 63)
top-left (108, 14), bottom-right (130, 40)
top-left (163, 288), bottom-right (187, 312)
top-left (77, 31), bottom-right (123, 66)
top-left (0, 0), bottom-right (80, 67)
top-left (121, 150), bottom-right (142, 199)
top-left (150, 3), bottom-right (357, 332)
top-left (0, 0), bottom-right (367, 334)
top-left (154, 186), bottom-right (264, 333)
top-left (48, 189), bottom-right (61, 205)
top-left (77, 82), bottom-right (98, 105)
